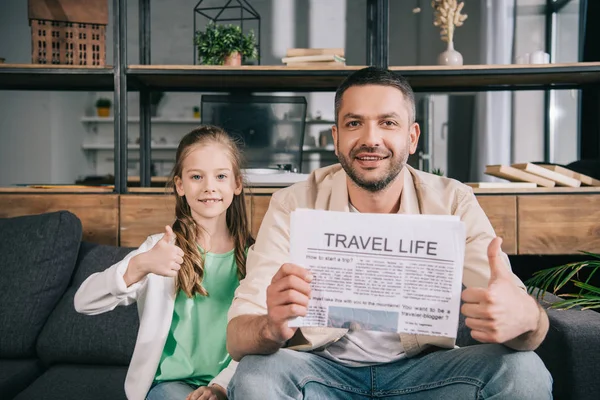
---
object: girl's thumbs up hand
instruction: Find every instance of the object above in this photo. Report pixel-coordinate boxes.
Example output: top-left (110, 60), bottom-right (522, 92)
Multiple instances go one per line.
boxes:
top-left (125, 226), bottom-right (185, 285)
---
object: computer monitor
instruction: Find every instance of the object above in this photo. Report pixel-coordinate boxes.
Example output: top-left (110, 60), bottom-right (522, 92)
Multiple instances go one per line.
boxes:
top-left (201, 94), bottom-right (307, 171)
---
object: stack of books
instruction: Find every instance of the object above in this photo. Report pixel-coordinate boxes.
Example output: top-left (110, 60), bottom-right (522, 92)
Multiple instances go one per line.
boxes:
top-left (478, 163), bottom-right (600, 188)
top-left (282, 48), bottom-right (346, 67)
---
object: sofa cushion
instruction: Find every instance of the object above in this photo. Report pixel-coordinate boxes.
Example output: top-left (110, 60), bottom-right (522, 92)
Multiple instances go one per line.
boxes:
top-left (13, 364), bottom-right (128, 400)
top-left (0, 359), bottom-right (43, 400)
top-left (37, 242), bottom-right (139, 366)
top-left (0, 211), bottom-right (82, 358)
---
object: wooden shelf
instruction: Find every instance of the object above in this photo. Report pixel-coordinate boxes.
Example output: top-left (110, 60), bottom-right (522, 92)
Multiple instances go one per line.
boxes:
top-left (0, 64), bottom-right (114, 91)
top-left (80, 116), bottom-right (334, 124)
top-left (391, 62), bottom-right (600, 91)
top-left (127, 65), bottom-right (363, 92)
top-left (81, 116), bottom-right (201, 124)
top-left (3, 62), bottom-right (599, 92)
top-left (126, 62), bottom-right (600, 92)
top-left (81, 143), bottom-right (178, 150)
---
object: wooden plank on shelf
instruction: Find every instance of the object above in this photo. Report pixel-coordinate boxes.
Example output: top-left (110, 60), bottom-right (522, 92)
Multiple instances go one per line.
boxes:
top-left (518, 194), bottom-right (600, 254)
top-left (128, 65), bottom-right (362, 71)
top-left (472, 186), bottom-right (600, 194)
top-left (511, 163), bottom-right (581, 187)
top-left (537, 164), bottom-right (600, 186)
top-left (129, 62), bottom-right (600, 71)
top-left (0, 186), bottom-right (114, 193)
top-left (466, 182), bottom-right (537, 189)
top-left (476, 196), bottom-right (517, 255)
top-left (0, 194), bottom-right (118, 245)
top-left (484, 165), bottom-right (556, 187)
top-left (0, 64), bottom-right (112, 69)
top-left (126, 62), bottom-right (600, 92)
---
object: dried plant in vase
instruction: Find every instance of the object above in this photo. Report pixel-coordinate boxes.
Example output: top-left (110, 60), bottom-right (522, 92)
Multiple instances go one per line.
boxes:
top-left (432, 0), bottom-right (468, 65)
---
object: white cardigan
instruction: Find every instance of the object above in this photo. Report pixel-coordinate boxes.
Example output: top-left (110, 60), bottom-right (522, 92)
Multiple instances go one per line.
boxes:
top-left (74, 233), bottom-right (237, 400)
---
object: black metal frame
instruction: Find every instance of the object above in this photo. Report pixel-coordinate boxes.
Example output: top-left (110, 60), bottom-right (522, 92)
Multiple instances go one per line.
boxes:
top-left (543, 0), bottom-right (587, 162)
top-left (193, 0), bottom-right (261, 65)
top-left (366, 0), bottom-right (389, 68)
top-left (579, 0), bottom-right (600, 160)
top-left (113, 0), bottom-right (128, 194)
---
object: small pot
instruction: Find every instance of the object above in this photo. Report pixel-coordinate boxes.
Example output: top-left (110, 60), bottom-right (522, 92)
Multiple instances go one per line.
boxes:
top-left (224, 52), bottom-right (242, 66)
top-left (97, 107), bottom-right (110, 117)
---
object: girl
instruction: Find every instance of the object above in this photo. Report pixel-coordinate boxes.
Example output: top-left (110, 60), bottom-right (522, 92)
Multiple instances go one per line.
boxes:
top-left (74, 125), bottom-right (254, 400)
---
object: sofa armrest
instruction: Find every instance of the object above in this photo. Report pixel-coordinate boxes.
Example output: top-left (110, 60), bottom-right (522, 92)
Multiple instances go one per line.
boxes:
top-left (535, 293), bottom-right (600, 400)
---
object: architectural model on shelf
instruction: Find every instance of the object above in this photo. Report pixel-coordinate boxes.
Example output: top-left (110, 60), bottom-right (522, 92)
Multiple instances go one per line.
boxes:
top-left (27, 0), bottom-right (108, 66)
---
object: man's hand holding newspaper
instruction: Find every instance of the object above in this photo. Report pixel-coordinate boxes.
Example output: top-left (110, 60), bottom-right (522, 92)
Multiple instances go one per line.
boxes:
top-left (263, 263), bottom-right (313, 345)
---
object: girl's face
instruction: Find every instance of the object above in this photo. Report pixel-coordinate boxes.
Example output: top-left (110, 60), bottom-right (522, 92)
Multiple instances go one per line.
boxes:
top-left (174, 143), bottom-right (242, 226)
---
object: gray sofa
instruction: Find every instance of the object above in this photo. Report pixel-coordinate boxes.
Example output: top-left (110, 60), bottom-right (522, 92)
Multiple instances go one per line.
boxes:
top-left (1, 210), bottom-right (599, 400)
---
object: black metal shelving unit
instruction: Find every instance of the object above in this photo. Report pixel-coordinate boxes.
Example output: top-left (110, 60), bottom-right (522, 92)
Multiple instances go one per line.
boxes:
top-left (0, 0), bottom-right (597, 193)
top-left (0, 66), bottom-right (114, 91)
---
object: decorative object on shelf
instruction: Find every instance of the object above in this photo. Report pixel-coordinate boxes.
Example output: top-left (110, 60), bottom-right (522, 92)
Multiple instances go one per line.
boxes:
top-left (194, 22), bottom-right (257, 66)
top-left (95, 97), bottom-right (111, 117)
top-left (27, 0), bottom-right (108, 66)
top-left (193, 0), bottom-right (260, 65)
top-left (527, 252), bottom-right (600, 311)
top-left (193, 106), bottom-right (200, 119)
top-left (150, 91), bottom-right (164, 117)
top-left (432, 0), bottom-right (468, 66)
top-left (282, 48), bottom-right (346, 67)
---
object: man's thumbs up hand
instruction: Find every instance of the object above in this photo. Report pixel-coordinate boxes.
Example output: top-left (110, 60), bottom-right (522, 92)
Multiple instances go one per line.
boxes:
top-left (460, 237), bottom-right (539, 344)
top-left (487, 237), bottom-right (511, 283)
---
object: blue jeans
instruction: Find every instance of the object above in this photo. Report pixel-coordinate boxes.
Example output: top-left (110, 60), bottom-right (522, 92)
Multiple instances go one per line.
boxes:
top-left (146, 381), bottom-right (197, 400)
top-left (228, 345), bottom-right (553, 399)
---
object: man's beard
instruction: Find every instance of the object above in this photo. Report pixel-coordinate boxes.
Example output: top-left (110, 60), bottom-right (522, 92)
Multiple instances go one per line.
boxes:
top-left (338, 146), bottom-right (406, 192)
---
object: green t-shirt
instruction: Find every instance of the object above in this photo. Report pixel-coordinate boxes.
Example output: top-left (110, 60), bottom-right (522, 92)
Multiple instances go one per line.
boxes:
top-left (154, 248), bottom-right (239, 386)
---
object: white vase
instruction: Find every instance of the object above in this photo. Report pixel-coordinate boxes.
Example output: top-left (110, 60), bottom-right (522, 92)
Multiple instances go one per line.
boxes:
top-left (438, 41), bottom-right (463, 66)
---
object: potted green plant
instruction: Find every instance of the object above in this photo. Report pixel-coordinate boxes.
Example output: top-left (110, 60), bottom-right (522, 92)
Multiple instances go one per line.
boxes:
top-left (526, 251), bottom-right (600, 311)
top-left (193, 106), bottom-right (200, 119)
top-left (95, 98), bottom-right (111, 117)
top-left (194, 23), bottom-right (258, 66)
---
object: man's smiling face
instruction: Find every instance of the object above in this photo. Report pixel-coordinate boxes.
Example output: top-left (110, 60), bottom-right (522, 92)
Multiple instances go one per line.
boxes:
top-left (332, 84), bottom-right (420, 192)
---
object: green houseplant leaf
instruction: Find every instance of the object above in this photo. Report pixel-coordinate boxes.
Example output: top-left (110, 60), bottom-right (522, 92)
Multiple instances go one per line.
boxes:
top-left (95, 98), bottom-right (111, 108)
top-left (526, 253), bottom-right (600, 311)
top-left (194, 22), bottom-right (258, 65)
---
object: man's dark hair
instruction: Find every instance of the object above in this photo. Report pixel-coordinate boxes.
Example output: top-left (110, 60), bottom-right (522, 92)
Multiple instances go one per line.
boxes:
top-left (334, 66), bottom-right (415, 125)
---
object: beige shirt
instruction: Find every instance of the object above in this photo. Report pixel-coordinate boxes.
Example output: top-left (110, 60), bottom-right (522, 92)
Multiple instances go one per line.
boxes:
top-left (228, 164), bottom-right (524, 357)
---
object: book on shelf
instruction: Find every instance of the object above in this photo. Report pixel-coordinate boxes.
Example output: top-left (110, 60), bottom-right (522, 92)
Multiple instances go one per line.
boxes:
top-left (283, 61), bottom-right (346, 67)
top-left (282, 54), bottom-right (346, 66)
top-left (465, 182), bottom-right (537, 189)
top-left (484, 165), bottom-right (555, 187)
top-left (285, 48), bottom-right (345, 57)
top-left (511, 163), bottom-right (581, 187)
top-left (536, 164), bottom-right (600, 186)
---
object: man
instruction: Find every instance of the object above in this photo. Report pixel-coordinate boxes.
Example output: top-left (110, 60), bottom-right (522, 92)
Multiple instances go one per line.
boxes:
top-left (226, 66), bottom-right (552, 399)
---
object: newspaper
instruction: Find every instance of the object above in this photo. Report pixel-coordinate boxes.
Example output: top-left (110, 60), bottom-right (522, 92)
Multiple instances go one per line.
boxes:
top-left (288, 208), bottom-right (466, 338)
